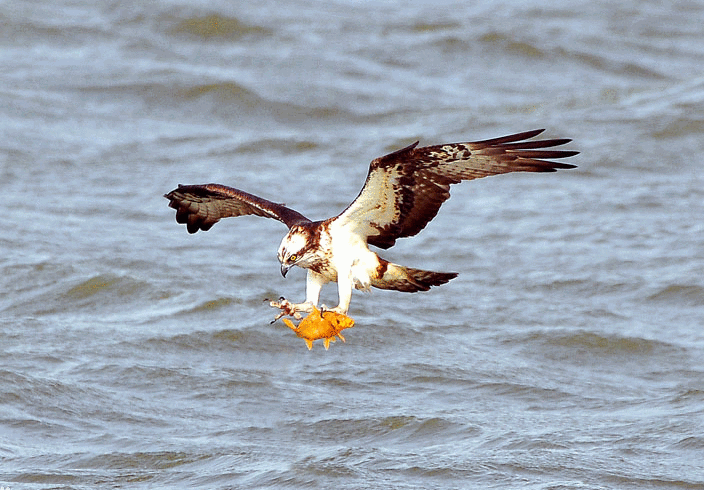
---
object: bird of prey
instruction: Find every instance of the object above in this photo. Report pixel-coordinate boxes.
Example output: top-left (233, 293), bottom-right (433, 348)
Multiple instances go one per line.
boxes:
top-left (165, 129), bottom-right (577, 319)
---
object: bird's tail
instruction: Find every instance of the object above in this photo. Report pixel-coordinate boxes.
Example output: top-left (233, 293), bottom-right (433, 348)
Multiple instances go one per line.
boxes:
top-left (371, 260), bottom-right (457, 293)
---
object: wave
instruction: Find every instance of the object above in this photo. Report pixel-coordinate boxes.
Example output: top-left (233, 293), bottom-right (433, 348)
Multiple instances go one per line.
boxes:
top-left (75, 79), bottom-right (359, 124)
top-left (432, 28), bottom-right (668, 81)
top-left (285, 414), bottom-right (472, 446)
top-left (168, 14), bottom-right (272, 41)
top-left (647, 284), bottom-right (704, 307)
top-left (545, 330), bottom-right (675, 354)
top-left (478, 32), bottom-right (546, 58)
top-left (1, 266), bottom-right (173, 319)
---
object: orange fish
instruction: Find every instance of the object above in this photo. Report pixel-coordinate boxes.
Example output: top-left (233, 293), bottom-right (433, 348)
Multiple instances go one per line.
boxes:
top-left (282, 306), bottom-right (355, 350)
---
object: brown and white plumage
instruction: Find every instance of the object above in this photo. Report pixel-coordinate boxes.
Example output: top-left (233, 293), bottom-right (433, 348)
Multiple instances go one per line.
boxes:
top-left (166, 183), bottom-right (311, 232)
top-left (165, 129), bottom-right (577, 317)
top-left (339, 129), bottom-right (576, 249)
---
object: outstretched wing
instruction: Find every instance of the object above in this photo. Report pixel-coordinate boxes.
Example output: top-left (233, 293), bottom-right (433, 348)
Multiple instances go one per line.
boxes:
top-left (337, 129), bottom-right (578, 249)
top-left (164, 183), bottom-right (311, 233)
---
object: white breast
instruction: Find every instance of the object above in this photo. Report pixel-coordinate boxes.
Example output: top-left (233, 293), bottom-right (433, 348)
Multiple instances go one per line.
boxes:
top-left (328, 220), bottom-right (380, 291)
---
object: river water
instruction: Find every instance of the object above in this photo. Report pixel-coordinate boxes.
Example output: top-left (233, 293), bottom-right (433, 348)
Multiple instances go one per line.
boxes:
top-left (1, 0), bottom-right (703, 488)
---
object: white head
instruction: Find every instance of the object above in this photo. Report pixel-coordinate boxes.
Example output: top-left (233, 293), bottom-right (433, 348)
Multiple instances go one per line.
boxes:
top-left (277, 225), bottom-right (313, 277)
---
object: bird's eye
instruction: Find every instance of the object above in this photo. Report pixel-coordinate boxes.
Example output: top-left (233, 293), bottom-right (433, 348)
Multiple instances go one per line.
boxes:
top-left (289, 254), bottom-right (297, 262)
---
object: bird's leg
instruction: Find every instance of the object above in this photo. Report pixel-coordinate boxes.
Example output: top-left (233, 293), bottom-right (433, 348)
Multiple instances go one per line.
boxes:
top-left (269, 297), bottom-right (296, 323)
top-left (321, 273), bottom-right (352, 315)
top-left (269, 297), bottom-right (314, 322)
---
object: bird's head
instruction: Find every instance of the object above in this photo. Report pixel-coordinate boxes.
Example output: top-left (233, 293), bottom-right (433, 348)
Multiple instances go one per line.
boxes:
top-left (277, 225), bottom-right (315, 277)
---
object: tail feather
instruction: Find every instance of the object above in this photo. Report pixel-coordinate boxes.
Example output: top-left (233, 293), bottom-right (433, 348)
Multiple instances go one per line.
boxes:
top-left (371, 261), bottom-right (457, 293)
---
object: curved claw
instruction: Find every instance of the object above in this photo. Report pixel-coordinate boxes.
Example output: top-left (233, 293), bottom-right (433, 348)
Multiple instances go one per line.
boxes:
top-left (269, 297), bottom-right (305, 322)
top-left (270, 309), bottom-right (287, 324)
top-left (319, 304), bottom-right (346, 316)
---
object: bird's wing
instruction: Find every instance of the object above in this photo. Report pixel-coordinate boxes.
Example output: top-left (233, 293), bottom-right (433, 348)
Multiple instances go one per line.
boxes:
top-left (164, 183), bottom-right (311, 233)
top-left (336, 129), bottom-right (578, 249)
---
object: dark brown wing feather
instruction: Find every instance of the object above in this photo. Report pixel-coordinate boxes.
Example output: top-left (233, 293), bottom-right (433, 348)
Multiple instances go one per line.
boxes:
top-left (164, 183), bottom-right (311, 233)
top-left (337, 129), bottom-right (578, 249)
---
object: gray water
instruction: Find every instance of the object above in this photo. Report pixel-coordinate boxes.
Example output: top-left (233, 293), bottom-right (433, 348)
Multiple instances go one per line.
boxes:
top-left (2, 0), bottom-right (704, 488)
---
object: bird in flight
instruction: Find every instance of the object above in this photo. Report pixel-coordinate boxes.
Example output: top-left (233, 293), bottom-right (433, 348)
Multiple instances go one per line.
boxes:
top-left (165, 129), bottom-right (577, 320)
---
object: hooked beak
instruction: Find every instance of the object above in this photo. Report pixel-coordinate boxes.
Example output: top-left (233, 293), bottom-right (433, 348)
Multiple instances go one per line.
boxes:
top-left (280, 263), bottom-right (291, 278)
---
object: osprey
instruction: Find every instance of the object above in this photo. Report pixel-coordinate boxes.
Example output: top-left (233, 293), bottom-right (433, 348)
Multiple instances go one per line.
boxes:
top-left (165, 129), bottom-right (577, 319)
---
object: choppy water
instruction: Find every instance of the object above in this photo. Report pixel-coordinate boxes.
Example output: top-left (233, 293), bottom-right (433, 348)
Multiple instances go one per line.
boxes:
top-left (2, 0), bottom-right (704, 488)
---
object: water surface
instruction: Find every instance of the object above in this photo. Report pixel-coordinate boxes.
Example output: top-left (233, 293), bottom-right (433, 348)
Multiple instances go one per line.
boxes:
top-left (1, 0), bottom-right (703, 488)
